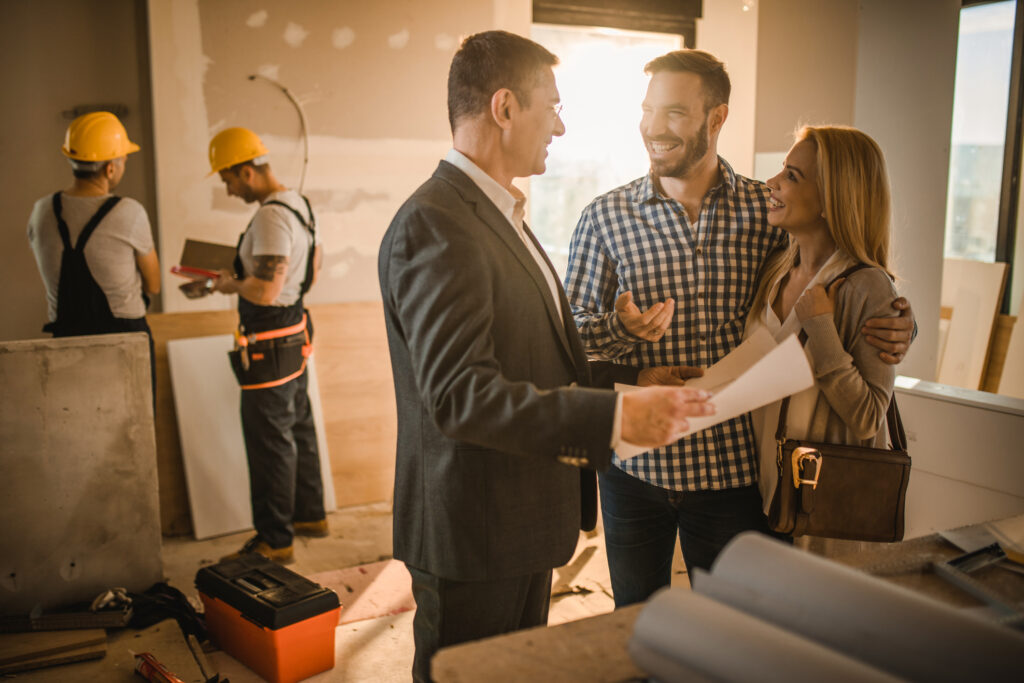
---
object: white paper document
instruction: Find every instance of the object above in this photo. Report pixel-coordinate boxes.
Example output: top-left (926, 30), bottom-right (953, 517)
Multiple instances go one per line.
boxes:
top-left (615, 329), bottom-right (814, 458)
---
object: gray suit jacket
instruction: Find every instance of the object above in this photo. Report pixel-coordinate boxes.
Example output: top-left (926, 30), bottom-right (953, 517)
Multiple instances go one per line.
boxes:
top-left (379, 161), bottom-right (637, 581)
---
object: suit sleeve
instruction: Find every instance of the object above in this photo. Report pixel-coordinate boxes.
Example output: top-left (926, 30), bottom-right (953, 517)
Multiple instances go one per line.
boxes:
top-left (383, 203), bottom-right (618, 468)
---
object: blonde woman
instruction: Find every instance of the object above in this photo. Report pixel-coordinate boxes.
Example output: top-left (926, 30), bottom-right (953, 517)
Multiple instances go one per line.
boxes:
top-left (746, 125), bottom-right (899, 519)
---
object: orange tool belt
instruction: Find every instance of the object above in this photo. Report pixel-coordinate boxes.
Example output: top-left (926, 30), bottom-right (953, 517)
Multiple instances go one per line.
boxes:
top-left (229, 313), bottom-right (313, 390)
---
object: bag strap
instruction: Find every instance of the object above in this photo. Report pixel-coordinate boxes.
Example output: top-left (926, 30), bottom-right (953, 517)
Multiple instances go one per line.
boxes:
top-left (774, 261), bottom-right (907, 531)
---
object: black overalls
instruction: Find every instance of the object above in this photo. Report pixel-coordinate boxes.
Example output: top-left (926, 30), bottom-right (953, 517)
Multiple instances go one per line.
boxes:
top-left (234, 196), bottom-right (323, 549)
top-left (44, 192), bottom-right (155, 397)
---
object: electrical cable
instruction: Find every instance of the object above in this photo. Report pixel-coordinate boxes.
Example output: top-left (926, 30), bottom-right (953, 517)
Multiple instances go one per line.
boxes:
top-left (247, 74), bottom-right (310, 194)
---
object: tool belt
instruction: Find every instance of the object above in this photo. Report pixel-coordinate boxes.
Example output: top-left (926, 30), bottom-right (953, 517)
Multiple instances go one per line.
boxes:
top-left (228, 313), bottom-right (313, 390)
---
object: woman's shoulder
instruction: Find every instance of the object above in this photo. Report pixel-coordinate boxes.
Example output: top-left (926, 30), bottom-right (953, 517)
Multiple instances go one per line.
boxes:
top-left (841, 264), bottom-right (896, 291)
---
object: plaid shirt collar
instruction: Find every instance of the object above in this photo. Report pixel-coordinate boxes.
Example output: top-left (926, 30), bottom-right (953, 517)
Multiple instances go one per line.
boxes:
top-left (632, 156), bottom-right (738, 206)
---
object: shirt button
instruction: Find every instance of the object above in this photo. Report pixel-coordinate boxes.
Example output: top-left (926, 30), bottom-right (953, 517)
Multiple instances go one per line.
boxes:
top-left (699, 334), bottom-right (707, 341)
top-left (695, 247), bottom-right (703, 255)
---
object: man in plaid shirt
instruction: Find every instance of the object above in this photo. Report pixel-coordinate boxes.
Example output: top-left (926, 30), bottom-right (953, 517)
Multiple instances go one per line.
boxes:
top-left (564, 49), bottom-right (915, 607)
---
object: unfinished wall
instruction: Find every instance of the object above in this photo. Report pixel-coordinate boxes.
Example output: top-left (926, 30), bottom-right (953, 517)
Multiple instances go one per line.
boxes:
top-left (0, 0), bottom-right (158, 341)
top-left (0, 334), bottom-right (162, 613)
top-left (149, 0), bottom-right (530, 313)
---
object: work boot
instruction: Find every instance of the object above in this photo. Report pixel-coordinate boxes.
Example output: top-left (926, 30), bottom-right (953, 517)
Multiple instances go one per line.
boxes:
top-left (293, 519), bottom-right (330, 538)
top-left (221, 536), bottom-right (295, 565)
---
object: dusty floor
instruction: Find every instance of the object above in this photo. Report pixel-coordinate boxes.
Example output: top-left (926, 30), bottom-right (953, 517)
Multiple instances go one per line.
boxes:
top-left (161, 502), bottom-right (689, 682)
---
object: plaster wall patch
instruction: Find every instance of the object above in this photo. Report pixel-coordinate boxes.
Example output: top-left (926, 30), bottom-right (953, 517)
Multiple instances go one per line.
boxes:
top-left (388, 29), bottom-right (410, 49)
top-left (257, 64), bottom-right (280, 81)
top-left (246, 10), bottom-right (268, 28)
top-left (283, 22), bottom-right (310, 47)
top-left (332, 26), bottom-right (356, 49)
top-left (435, 33), bottom-right (456, 51)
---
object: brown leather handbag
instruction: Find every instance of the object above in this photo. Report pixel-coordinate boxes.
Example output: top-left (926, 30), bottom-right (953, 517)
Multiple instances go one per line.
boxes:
top-left (767, 264), bottom-right (911, 541)
top-left (768, 394), bottom-right (911, 541)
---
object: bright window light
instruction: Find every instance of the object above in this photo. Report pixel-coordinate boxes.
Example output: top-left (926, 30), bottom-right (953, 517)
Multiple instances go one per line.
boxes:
top-left (529, 24), bottom-right (682, 278)
top-left (944, 0), bottom-right (1016, 263)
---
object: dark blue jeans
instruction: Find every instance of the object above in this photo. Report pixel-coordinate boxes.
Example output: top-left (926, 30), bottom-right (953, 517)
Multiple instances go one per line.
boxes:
top-left (240, 367), bottom-right (324, 548)
top-left (599, 465), bottom-right (781, 608)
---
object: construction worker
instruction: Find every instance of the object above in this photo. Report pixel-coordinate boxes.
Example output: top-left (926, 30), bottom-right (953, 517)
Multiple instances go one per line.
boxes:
top-left (27, 111), bottom-right (160, 388)
top-left (205, 127), bottom-right (326, 564)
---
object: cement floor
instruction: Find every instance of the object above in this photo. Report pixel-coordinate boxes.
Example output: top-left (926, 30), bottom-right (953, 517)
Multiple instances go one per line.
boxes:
top-left (160, 502), bottom-right (689, 682)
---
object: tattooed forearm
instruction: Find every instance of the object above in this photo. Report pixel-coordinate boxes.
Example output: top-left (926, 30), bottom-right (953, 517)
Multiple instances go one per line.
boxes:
top-left (252, 255), bottom-right (288, 282)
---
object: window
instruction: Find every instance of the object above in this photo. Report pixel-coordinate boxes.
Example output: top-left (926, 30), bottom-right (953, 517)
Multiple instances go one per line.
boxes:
top-left (944, 0), bottom-right (1023, 313)
top-left (528, 24), bottom-right (682, 278)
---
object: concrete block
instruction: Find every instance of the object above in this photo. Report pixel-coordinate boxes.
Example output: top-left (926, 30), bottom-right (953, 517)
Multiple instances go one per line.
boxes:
top-left (0, 333), bottom-right (162, 614)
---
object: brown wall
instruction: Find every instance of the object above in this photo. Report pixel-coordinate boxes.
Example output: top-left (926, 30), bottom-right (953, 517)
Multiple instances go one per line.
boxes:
top-left (754, 0), bottom-right (859, 155)
top-left (0, 0), bottom-right (158, 341)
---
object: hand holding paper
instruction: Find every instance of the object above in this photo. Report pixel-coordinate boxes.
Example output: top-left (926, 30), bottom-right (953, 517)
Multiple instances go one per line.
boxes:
top-left (617, 330), bottom-right (814, 459)
top-left (621, 386), bottom-right (715, 448)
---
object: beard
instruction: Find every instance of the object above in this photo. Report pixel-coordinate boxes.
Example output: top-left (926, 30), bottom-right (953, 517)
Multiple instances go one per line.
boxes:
top-left (648, 116), bottom-right (710, 179)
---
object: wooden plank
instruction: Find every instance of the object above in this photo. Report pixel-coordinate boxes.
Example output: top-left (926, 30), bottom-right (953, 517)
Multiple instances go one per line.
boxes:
top-left (7, 618), bottom-right (207, 682)
top-left (433, 604), bottom-right (645, 683)
top-left (0, 642), bottom-right (106, 675)
top-left (981, 314), bottom-right (1018, 393)
top-left (937, 259), bottom-right (1007, 389)
top-left (997, 305), bottom-right (1024, 399)
top-left (149, 302), bottom-right (397, 537)
top-left (0, 630), bottom-right (105, 666)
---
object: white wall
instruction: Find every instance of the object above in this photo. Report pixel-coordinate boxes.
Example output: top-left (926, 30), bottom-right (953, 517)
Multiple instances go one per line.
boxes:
top-left (896, 378), bottom-right (1024, 538)
top-left (696, 0), bottom-right (760, 178)
top-left (854, 0), bottom-right (961, 382)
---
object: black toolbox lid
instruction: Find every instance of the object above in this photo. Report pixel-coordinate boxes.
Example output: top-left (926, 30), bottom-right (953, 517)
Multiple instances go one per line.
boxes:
top-left (195, 554), bottom-right (340, 630)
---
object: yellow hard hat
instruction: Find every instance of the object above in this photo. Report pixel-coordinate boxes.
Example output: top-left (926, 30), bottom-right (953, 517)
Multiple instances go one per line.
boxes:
top-left (208, 127), bottom-right (269, 175)
top-left (62, 111), bottom-right (140, 162)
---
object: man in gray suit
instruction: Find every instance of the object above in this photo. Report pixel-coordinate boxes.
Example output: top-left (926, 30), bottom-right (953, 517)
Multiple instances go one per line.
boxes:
top-left (379, 31), bottom-right (714, 681)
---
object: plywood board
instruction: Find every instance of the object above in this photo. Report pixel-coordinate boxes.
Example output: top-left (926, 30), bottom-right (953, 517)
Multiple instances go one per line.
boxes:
top-left (0, 629), bottom-right (105, 667)
top-left (998, 306), bottom-right (1024, 399)
top-left (937, 259), bottom-right (1007, 389)
top-left (167, 335), bottom-right (336, 540)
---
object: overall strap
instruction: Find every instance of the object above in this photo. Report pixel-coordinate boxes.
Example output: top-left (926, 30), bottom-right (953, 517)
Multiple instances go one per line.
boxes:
top-left (52, 193), bottom-right (122, 252)
top-left (262, 196), bottom-right (317, 296)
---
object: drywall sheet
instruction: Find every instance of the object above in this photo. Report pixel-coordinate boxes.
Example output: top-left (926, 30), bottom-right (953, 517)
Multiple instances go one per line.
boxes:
top-left (0, 333), bottom-right (162, 614)
top-left (168, 334), bottom-right (336, 540)
top-left (938, 259), bottom-right (1007, 389)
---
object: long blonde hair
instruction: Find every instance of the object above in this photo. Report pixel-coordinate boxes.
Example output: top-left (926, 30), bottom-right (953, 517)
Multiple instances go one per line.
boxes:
top-left (750, 125), bottom-right (894, 318)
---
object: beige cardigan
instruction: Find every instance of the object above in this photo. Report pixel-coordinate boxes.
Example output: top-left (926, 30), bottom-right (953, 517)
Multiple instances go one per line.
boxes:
top-left (799, 265), bottom-right (898, 447)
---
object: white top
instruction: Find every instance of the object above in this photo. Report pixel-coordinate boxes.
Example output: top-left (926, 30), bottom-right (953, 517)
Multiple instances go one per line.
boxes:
top-left (746, 250), bottom-right (854, 513)
top-left (238, 189), bottom-right (317, 307)
top-left (27, 192), bottom-right (154, 320)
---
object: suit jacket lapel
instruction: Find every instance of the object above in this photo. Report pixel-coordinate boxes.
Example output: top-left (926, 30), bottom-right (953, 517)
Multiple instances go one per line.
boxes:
top-left (434, 161), bottom-right (578, 370)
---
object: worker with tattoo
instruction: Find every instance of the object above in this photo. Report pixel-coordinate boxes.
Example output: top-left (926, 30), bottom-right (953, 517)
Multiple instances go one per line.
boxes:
top-left (205, 127), bottom-right (326, 564)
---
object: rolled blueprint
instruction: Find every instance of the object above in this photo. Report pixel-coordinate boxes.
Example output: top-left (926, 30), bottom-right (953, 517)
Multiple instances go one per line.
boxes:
top-left (697, 533), bottom-right (1024, 681)
top-left (629, 588), bottom-right (901, 682)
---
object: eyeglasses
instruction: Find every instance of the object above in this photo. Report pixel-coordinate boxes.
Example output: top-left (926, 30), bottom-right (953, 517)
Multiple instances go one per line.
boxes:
top-left (552, 104), bottom-right (564, 118)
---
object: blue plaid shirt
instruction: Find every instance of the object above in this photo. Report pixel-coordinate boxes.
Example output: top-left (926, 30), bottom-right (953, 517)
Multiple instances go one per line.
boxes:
top-left (564, 157), bottom-right (787, 491)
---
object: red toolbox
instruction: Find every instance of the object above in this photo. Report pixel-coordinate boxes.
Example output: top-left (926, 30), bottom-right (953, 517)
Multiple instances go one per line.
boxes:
top-left (196, 555), bottom-right (341, 683)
